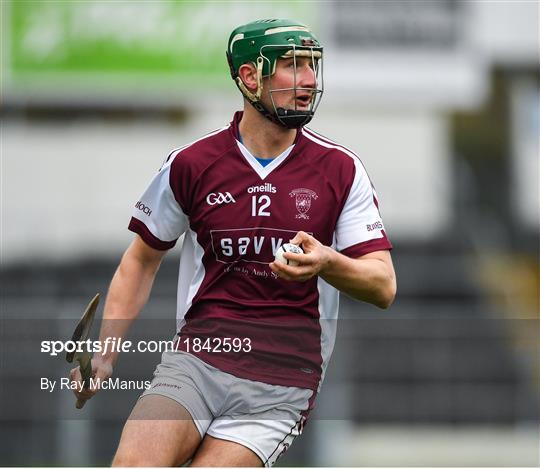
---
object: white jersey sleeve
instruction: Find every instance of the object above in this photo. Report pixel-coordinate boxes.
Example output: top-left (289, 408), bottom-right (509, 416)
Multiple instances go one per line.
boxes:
top-left (335, 158), bottom-right (391, 257)
top-left (129, 159), bottom-right (189, 250)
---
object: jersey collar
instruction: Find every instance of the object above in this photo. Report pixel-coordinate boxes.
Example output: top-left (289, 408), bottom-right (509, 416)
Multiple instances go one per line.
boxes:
top-left (229, 111), bottom-right (306, 180)
top-left (231, 111), bottom-right (303, 180)
top-left (236, 139), bottom-right (294, 180)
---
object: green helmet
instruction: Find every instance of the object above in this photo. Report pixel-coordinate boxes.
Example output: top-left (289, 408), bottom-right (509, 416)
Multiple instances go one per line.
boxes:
top-left (226, 19), bottom-right (324, 129)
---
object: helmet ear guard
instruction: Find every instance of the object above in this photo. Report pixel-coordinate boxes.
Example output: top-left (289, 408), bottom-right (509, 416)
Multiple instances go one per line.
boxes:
top-left (226, 52), bottom-right (281, 127)
top-left (234, 56), bottom-right (264, 103)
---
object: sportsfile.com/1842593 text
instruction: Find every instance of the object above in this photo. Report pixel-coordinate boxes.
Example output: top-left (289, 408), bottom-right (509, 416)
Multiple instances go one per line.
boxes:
top-left (40, 337), bottom-right (252, 356)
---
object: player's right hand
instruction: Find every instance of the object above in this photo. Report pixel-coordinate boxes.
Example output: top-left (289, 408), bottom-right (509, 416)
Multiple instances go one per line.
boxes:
top-left (69, 357), bottom-right (113, 404)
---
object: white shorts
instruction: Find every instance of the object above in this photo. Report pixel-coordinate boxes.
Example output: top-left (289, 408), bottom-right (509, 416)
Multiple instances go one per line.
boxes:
top-left (141, 351), bottom-right (315, 467)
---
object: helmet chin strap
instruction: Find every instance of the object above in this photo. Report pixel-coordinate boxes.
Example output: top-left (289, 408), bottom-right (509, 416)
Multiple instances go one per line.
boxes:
top-left (247, 99), bottom-right (314, 129)
top-left (275, 107), bottom-right (314, 128)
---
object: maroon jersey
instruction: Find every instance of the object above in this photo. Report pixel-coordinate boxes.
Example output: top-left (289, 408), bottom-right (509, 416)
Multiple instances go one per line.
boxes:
top-left (129, 111), bottom-right (392, 391)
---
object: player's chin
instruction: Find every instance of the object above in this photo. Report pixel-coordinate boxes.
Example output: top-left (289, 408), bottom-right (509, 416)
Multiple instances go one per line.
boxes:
top-left (293, 100), bottom-right (312, 110)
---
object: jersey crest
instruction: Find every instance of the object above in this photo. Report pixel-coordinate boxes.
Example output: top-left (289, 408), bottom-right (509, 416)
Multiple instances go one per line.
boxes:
top-left (289, 188), bottom-right (318, 220)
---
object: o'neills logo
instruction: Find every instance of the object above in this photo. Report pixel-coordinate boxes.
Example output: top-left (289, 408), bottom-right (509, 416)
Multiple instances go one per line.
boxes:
top-left (289, 188), bottom-right (318, 220)
top-left (247, 183), bottom-right (276, 194)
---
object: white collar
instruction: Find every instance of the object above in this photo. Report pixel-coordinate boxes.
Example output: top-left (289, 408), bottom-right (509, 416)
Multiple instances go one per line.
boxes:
top-left (236, 140), bottom-right (295, 180)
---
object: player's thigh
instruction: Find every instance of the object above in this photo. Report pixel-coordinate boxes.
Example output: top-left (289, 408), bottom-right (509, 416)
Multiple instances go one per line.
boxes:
top-left (190, 434), bottom-right (263, 467)
top-left (112, 394), bottom-right (201, 467)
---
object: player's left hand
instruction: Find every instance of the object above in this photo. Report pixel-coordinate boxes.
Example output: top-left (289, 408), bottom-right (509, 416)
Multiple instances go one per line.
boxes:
top-left (269, 231), bottom-right (331, 282)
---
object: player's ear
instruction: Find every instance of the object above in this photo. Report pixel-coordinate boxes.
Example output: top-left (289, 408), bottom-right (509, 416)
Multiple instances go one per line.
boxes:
top-left (238, 63), bottom-right (258, 92)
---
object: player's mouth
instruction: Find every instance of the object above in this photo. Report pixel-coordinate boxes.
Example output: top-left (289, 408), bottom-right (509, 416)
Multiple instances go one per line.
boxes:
top-left (294, 94), bottom-right (312, 108)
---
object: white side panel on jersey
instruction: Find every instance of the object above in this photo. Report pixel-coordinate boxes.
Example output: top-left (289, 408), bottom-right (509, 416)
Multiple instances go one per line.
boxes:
top-left (335, 157), bottom-right (385, 249)
top-left (317, 276), bottom-right (339, 391)
top-left (302, 129), bottom-right (386, 250)
top-left (176, 227), bottom-right (206, 332)
top-left (132, 161), bottom-right (189, 243)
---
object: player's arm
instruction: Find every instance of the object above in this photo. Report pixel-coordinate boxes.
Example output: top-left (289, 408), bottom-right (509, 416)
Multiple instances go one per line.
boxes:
top-left (69, 235), bottom-right (167, 402)
top-left (269, 231), bottom-right (396, 309)
top-left (319, 248), bottom-right (395, 309)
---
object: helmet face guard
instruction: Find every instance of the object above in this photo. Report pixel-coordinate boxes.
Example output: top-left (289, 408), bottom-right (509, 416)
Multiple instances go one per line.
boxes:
top-left (227, 20), bottom-right (324, 129)
top-left (261, 45), bottom-right (323, 128)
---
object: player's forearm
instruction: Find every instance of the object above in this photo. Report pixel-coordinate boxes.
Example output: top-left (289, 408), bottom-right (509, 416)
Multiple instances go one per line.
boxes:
top-left (320, 247), bottom-right (396, 309)
top-left (96, 247), bottom-right (162, 366)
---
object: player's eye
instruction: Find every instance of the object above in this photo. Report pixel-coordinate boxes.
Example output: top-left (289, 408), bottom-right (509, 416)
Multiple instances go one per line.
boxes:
top-left (309, 58), bottom-right (319, 71)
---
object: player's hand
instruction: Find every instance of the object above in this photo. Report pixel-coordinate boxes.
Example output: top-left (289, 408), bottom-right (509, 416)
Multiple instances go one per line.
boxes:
top-left (269, 231), bottom-right (331, 282)
top-left (69, 357), bottom-right (113, 403)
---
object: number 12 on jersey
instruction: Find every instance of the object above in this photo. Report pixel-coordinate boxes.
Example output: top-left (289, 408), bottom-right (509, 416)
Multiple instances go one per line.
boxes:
top-left (251, 195), bottom-right (271, 217)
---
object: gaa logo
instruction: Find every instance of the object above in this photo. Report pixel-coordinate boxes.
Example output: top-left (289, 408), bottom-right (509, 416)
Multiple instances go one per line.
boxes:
top-left (206, 192), bottom-right (236, 206)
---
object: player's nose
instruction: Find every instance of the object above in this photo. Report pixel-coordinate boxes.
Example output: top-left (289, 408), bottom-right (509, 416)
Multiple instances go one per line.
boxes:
top-left (297, 60), bottom-right (316, 88)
